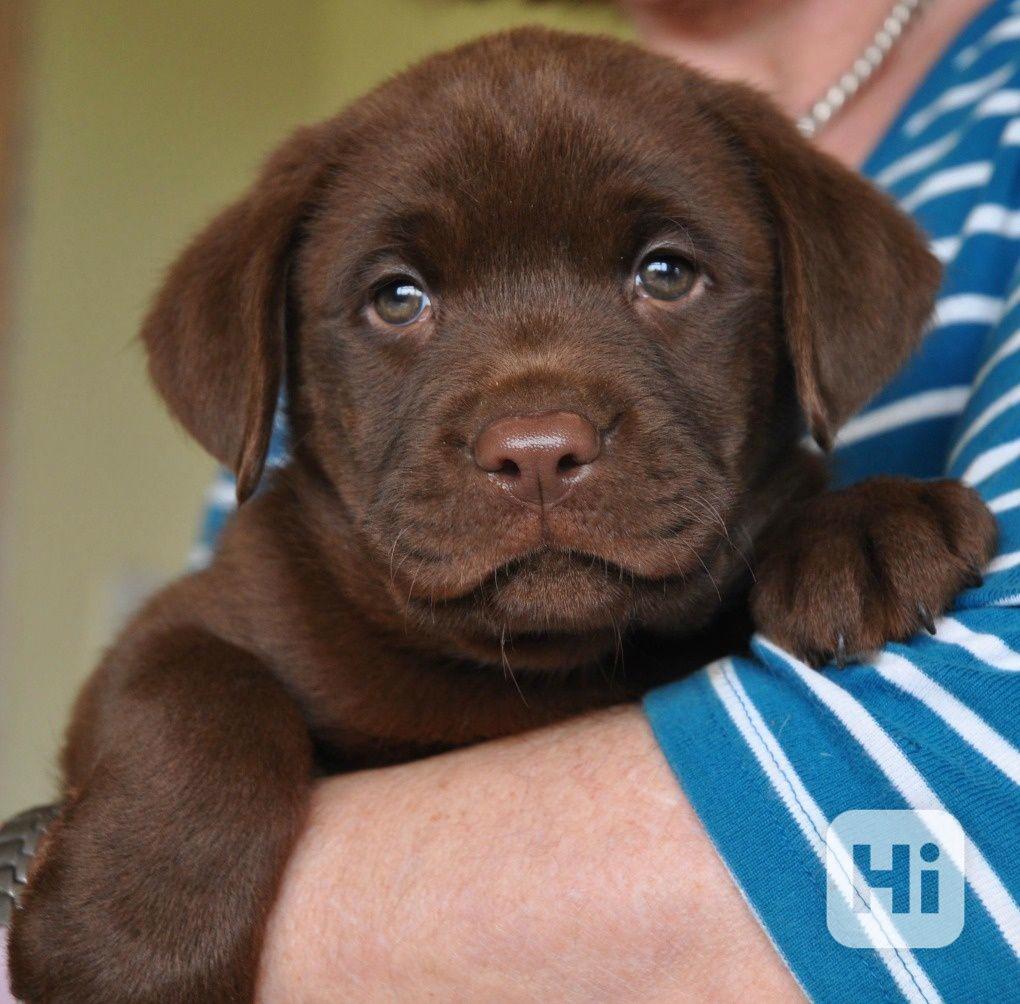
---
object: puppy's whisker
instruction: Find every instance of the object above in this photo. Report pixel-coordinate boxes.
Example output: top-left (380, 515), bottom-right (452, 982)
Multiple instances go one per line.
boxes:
top-left (662, 539), bottom-right (689, 580)
top-left (663, 495), bottom-right (752, 582)
top-left (388, 527), bottom-right (408, 590)
top-left (667, 534), bottom-right (722, 602)
top-left (500, 626), bottom-right (528, 706)
top-left (405, 562), bottom-right (423, 607)
top-left (717, 528), bottom-right (757, 582)
top-left (686, 495), bottom-right (756, 583)
top-left (697, 553), bottom-right (723, 602)
top-left (392, 551), bottom-right (413, 587)
top-left (611, 617), bottom-right (625, 682)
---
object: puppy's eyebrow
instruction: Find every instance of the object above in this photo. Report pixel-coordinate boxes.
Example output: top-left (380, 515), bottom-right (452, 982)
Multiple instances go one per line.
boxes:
top-left (368, 208), bottom-right (449, 273)
top-left (344, 209), bottom-right (444, 286)
top-left (620, 194), bottom-right (712, 258)
top-left (377, 208), bottom-right (436, 247)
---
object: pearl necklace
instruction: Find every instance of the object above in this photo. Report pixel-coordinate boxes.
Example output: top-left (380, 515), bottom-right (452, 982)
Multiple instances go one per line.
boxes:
top-left (797, 0), bottom-right (935, 138)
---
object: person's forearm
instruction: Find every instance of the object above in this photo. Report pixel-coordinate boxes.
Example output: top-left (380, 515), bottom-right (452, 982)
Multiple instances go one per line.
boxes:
top-left (256, 707), bottom-right (802, 1002)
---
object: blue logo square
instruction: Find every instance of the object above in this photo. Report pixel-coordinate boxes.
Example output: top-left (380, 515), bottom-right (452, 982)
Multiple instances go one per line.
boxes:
top-left (826, 809), bottom-right (965, 949)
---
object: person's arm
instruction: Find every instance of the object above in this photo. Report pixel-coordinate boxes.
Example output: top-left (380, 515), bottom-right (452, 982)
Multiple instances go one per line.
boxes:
top-left (256, 706), bottom-right (802, 1002)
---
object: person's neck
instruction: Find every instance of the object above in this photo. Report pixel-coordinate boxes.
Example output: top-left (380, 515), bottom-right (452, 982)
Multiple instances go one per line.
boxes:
top-left (625, 0), bottom-right (992, 167)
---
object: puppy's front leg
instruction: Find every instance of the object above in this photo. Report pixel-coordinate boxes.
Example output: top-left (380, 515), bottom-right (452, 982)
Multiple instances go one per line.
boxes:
top-left (8, 627), bottom-right (312, 1004)
top-left (751, 477), bottom-right (998, 665)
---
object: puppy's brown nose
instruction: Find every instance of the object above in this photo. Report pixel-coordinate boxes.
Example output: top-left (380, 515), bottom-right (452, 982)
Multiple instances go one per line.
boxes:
top-left (473, 411), bottom-right (601, 506)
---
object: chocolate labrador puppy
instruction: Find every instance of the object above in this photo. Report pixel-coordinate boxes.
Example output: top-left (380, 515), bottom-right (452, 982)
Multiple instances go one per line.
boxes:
top-left (10, 27), bottom-right (996, 1003)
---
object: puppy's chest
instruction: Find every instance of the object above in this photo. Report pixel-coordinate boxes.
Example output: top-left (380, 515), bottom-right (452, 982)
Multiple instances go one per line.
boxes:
top-left (291, 620), bottom-right (747, 770)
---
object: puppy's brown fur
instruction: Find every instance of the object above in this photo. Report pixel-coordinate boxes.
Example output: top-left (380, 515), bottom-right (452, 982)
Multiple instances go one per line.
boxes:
top-left (10, 28), bottom-right (995, 1003)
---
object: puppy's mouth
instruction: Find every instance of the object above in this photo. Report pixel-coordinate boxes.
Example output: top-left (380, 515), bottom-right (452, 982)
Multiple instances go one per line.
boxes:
top-left (387, 516), bottom-right (717, 601)
top-left (435, 547), bottom-right (636, 626)
top-left (370, 510), bottom-right (737, 669)
top-left (391, 530), bottom-right (717, 633)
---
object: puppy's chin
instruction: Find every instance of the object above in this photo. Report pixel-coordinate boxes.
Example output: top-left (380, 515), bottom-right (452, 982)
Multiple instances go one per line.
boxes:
top-left (447, 626), bottom-right (620, 673)
top-left (404, 549), bottom-right (643, 671)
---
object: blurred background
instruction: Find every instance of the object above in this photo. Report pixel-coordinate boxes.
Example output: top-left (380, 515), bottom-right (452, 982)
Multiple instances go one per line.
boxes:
top-left (0, 0), bottom-right (627, 818)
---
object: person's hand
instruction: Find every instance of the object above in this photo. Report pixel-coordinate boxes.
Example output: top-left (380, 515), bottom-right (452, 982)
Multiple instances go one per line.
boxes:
top-left (257, 706), bottom-right (802, 1002)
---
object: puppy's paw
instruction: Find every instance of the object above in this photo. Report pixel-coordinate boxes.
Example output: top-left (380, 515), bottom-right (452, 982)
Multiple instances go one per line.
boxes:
top-left (6, 797), bottom-right (155, 1004)
top-left (6, 802), bottom-right (89, 1004)
top-left (751, 477), bottom-right (997, 666)
top-left (8, 791), bottom-right (255, 1004)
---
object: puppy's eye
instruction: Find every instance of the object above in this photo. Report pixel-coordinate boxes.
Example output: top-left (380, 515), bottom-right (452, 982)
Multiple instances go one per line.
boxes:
top-left (634, 253), bottom-right (698, 302)
top-left (372, 278), bottom-right (431, 326)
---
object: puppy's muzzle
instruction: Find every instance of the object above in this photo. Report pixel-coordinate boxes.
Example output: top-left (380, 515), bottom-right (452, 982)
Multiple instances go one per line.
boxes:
top-left (472, 410), bottom-right (601, 507)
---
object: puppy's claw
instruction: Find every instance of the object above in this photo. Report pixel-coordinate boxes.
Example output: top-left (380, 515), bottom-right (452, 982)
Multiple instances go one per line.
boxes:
top-left (917, 602), bottom-right (937, 635)
top-left (834, 634), bottom-right (848, 669)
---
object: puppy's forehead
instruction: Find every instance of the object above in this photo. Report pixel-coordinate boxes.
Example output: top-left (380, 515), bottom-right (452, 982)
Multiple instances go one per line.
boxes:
top-left (320, 31), bottom-right (764, 281)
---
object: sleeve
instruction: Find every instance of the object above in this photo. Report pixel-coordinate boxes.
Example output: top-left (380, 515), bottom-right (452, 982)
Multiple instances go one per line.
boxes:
top-left (643, 271), bottom-right (1020, 1002)
top-left (188, 406), bottom-right (290, 569)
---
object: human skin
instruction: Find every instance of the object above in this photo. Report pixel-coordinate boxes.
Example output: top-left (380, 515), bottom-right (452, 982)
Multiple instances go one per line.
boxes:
top-left (626, 0), bottom-right (990, 166)
top-left (257, 708), bottom-right (802, 1002)
top-left (255, 1), bottom-right (990, 999)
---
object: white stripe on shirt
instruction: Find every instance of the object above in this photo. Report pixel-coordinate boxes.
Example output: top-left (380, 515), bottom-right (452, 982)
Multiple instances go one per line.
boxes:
top-left (933, 293), bottom-right (1004, 326)
top-left (931, 236), bottom-right (962, 262)
top-left (187, 543), bottom-right (213, 570)
top-left (933, 202), bottom-right (1020, 264)
top-left (878, 92), bottom-right (1020, 191)
top-left (935, 616), bottom-right (1020, 671)
top-left (961, 435), bottom-right (1020, 484)
top-left (988, 549), bottom-right (1020, 573)
top-left (205, 478), bottom-right (238, 509)
top-left (956, 17), bottom-right (1020, 70)
top-left (869, 648), bottom-right (1020, 784)
top-left (988, 486), bottom-right (1020, 512)
top-left (876, 132), bottom-right (964, 188)
top-left (978, 87), bottom-right (1020, 117)
top-left (970, 327), bottom-right (1020, 392)
top-left (900, 162), bottom-right (994, 212)
top-left (708, 661), bottom-right (941, 1002)
top-left (836, 387), bottom-right (969, 449)
top-left (948, 383), bottom-right (1020, 464)
top-left (1001, 117), bottom-right (1020, 144)
top-left (906, 64), bottom-right (1016, 136)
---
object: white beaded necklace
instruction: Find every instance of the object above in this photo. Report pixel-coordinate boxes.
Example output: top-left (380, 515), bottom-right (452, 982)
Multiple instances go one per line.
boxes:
top-left (797, 0), bottom-right (935, 138)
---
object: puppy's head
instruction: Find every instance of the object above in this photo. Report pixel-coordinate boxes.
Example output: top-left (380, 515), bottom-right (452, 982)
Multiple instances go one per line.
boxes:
top-left (143, 29), bottom-right (939, 669)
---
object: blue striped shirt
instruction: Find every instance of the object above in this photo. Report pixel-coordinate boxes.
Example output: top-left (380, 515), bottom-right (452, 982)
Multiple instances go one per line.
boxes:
top-left (196, 4), bottom-right (1020, 998)
top-left (648, 2), bottom-right (1020, 999)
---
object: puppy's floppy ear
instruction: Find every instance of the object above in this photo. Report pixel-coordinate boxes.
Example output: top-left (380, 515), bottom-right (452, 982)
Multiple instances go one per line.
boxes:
top-left (711, 85), bottom-right (942, 449)
top-left (142, 125), bottom-right (329, 502)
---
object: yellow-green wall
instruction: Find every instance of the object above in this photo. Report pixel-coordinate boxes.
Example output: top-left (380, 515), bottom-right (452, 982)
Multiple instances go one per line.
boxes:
top-left (0, 1), bottom-right (626, 816)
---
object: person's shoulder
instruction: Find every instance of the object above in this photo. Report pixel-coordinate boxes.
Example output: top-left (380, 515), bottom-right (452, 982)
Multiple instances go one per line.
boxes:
top-left (868, 1), bottom-right (1020, 193)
